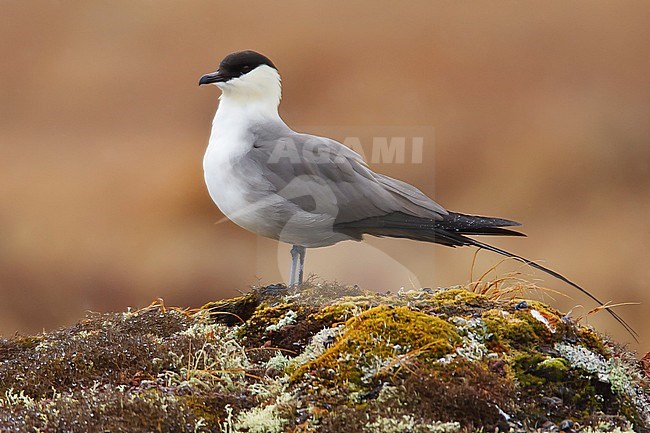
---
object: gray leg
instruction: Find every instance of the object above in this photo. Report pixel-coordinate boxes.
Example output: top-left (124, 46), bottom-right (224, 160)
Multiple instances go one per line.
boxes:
top-left (289, 245), bottom-right (306, 286)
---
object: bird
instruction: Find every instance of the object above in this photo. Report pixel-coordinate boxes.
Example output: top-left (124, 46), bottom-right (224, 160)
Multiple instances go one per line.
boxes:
top-left (199, 50), bottom-right (636, 339)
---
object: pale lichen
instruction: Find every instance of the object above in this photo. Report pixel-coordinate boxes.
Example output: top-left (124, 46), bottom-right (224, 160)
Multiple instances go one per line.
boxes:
top-left (265, 310), bottom-right (298, 332)
top-left (364, 415), bottom-right (461, 433)
top-left (234, 392), bottom-right (293, 433)
top-left (287, 325), bottom-right (344, 372)
top-left (439, 316), bottom-right (492, 363)
top-left (555, 342), bottom-right (650, 426)
top-left (555, 342), bottom-right (612, 382)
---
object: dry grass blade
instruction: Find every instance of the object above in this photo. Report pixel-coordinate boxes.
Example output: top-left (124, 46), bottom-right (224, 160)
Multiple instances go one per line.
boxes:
top-left (573, 302), bottom-right (643, 324)
top-left (245, 347), bottom-right (298, 356)
top-left (205, 310), bottom-right (246, 324)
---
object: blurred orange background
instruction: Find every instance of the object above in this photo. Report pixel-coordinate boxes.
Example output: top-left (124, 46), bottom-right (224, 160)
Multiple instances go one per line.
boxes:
top-left (1, 1), bottom-right (648, 351)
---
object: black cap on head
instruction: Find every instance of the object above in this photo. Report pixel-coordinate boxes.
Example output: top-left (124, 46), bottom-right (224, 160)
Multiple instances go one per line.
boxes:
top-left (199, 50), bottom-right (277, 85)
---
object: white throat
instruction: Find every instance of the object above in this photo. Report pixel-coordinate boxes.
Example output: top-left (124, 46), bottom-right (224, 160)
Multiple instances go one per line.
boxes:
top-left (216, 65), bottom-right (282, 117)
top-left (206, 65), bottom-right (284, 163)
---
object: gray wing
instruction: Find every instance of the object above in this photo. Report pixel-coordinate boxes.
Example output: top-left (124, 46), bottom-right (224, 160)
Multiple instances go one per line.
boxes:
top-left (245, 123), bottom-right (448, 224)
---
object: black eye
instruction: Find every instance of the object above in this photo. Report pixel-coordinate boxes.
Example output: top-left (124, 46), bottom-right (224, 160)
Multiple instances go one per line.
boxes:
top-left (241, 65), bottom-right (251, 71)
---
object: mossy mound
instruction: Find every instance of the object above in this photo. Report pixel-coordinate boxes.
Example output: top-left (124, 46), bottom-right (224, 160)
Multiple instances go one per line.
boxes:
top-left (0, 283), bottom-right (648, 432)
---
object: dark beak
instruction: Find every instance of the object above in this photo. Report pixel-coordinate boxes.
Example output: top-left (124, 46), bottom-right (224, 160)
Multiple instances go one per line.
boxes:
top-left (198, 71), bottom-right (226, 85)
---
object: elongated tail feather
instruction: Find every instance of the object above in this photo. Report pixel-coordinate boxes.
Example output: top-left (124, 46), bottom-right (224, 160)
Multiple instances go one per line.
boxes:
top-left (448, 233), bottom-right (639, 341)
top-left (335, 211), bottom-right (638, 341)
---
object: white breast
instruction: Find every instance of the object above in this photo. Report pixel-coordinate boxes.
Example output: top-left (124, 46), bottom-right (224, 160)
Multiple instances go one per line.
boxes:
top-left (202, 97), bottom-right (285, 239)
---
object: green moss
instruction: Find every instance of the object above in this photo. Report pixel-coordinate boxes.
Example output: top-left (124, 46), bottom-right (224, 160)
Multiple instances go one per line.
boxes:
top-left (576, 327), bottom-right (610, 356)
top-left (242, 304), bottom-right (300, 336)
top-left (511, 352), bottom-right (547, 387)
top-left (313, 303), bottom-right (365, 324)
top-left (481, 305), bottom-right (562, 352)
top-left (422, 288), bottom-right (495, 317)
top-left (428, 288), bottom-right (485, 306)
top-left (482, 310), bottom-right (535, 351)
top-left (510, 354), bottom-right (569, 388)
top-left (203, 293), bottom-right (260, 326)
top-left (293, 305), bottom-right (460, 388)
top-left (535, 357), bottom-right (569, 381)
